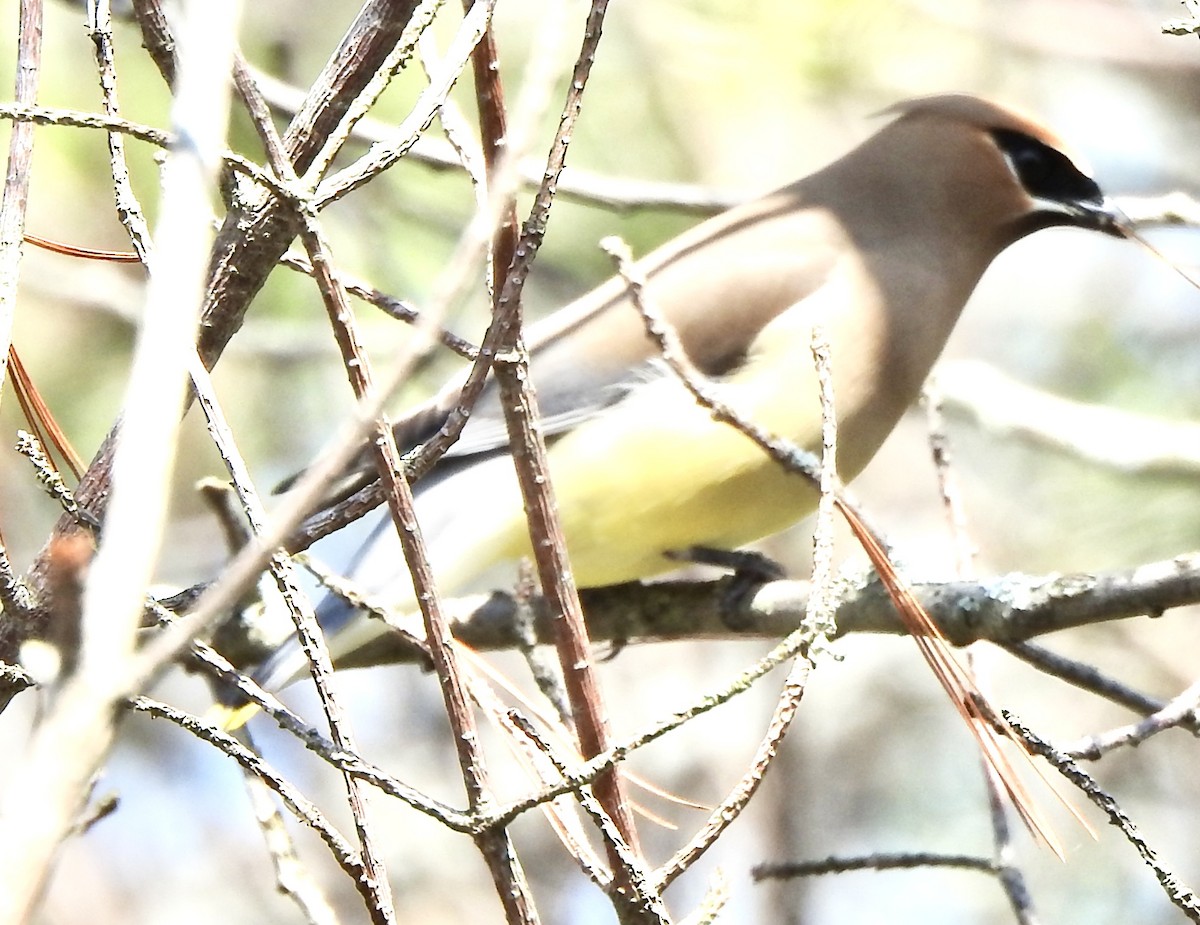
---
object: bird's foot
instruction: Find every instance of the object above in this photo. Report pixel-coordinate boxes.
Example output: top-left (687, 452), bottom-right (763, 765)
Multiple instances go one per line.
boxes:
top-left (666, 546), bottom-right (785, 631)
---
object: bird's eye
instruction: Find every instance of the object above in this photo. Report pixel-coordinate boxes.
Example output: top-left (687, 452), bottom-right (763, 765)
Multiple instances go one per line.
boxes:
top-left (1010, 141), bottom-right (1053, 186)
top-left (990, 128), bottom-right (1102, 205)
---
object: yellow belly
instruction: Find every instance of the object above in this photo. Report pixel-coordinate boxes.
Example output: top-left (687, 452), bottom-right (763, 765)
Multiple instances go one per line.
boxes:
top-left (474, 374), bottom-right (824, 588)
top-left (556, 428), bottom-right (816, 585)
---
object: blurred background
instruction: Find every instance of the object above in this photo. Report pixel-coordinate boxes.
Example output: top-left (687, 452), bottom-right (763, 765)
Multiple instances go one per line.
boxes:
top-left (3, 0), bottom-right (1200, 922)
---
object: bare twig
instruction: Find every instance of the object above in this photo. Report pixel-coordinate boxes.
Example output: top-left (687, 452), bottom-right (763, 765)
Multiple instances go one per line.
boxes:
top-left (128, 0), bottom-right (176, 85)
top-left (189, 306), bottom-right (396, 921)
top-left (164, 626), bottom-right (467, 828)
top-left (237, 727), bottom-right (338, 925)
top-left (0, 2), bottom-right (239, 920)
top-left (0, 0), bottom-right (42, 660)
top-left (86, 0), bottom-right (154, 265)
top-left (249, 63), bottom-right (741, 216)
top-left (230, 55), bottom-right (416, 925)
top-left (311, 1), bottom-right (498, 209)
top-left (508, 713), bottom-right (670, 923)
top-left (1005, 641), bottom-right (1183, 723)
top-left (132, 698), bottom-right (367, 876)
top-left (923, 381), bottom-right (1037, 924)
top-left (1009, 715), bottom-right (1200, 922)
top-left (483, 619), bottom-right (827, 832)
top-left (298, 0), bottom-right (446, 188)
top-left (0, 101), bottom-right (169, 145)
top-left (270, 552), bottom-right (1200, 666)
top-left (0, 541), bottom-right (35, 621)
top-left (15, 430), bottom-right (89, 525)
top-left (599, 238), bottom-right (831, 890)
top-left (16, 0), bottom-right (431, 639)
top-left (452, 2), bottom-right (629, 916)
top-left (277, 249), bottom-right (480, 360)
top-left (1064, 676), bottom-right (1200, 760)
top-left (472, 7), bottom-right (654, 915)
top-left (753, 852), bottom-right (999, 880)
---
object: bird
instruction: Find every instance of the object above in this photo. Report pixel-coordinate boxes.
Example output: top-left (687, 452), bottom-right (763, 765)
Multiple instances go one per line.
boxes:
top-left (249, 92), bottom-right (1123, 696)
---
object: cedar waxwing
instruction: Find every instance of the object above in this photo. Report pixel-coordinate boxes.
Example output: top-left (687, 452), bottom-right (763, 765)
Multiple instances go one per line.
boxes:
top-left (252, 93), bottom-right (1123, 695)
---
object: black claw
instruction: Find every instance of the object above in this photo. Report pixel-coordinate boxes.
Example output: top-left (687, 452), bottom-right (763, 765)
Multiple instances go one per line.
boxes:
top-left (597, 637), bottom-right (628, 662)
top-left (666, 546), bottom-right (785, 630)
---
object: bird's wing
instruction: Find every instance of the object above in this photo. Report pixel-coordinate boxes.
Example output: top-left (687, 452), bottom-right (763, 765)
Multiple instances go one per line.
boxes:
top-left (281, 186), bottom-right (844, 502)
top-left (389, 188), bottom-right (844, 465)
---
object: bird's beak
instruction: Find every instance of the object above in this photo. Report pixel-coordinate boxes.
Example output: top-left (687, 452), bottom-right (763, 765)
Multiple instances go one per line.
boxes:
top-left (1076, 197), bottom-right (1128, 238)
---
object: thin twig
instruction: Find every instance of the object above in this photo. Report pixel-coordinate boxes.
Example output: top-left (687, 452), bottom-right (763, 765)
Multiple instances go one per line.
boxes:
top-left (132, 698), bottom-right (367, 875)
top-left (593, 232), bottom-right (823, 489)
top-left (417, 28), bottom-right (489, 198)
top-left (1064, 676), bottom-right (1200, 760)
top-left (1005, 641), bottom-right (1186, 726)
top-left (484, 619), bottom-right (826, 832)
top-left (0, 3), bottom-right (239, 920)
top-left (509, 565), bottom-right (573, 726)
top-left (0, 0), bottom-right (42, 670)
top-left (0, 101), bottom-right (169, 145)
top-left (600, 238), bottom-right (827, 891)
top-left (923, 381), bottom-right (1038, 923)
top-left (86, 0), bottom-right (154, 264)
top-left (189, 326), bottom-right (396, 921)
top-left (237, 726), bottom-right (338, 925)
top-left (277, 248), bottom-right (480, 360)
top-left (311, 1), bottom-right (498, 210)
top-left (14, 431), bottom-right (90, 526)
top-left (467, 3), bottom-right (651, 907)
top-left (753, 852), bottom-right (999, 880)
top-left (230, 55), bottom-right (407, 925)
top-left (249, 63), bottom-right (742, 216)
top-left (452, 2), bottom-right (612, 916)
top-left (1009, 714), bottom-right (1200, 923)
top-left (298, 0), bottom-right (446, 189)
top-left (164, 624), bottom-right (467, 828)
top-left (0, 103), bottom-right (325, 207)
top-left (456, 655), bottom-right (612, 888)
top-left (508, 713), bottom-right (670, 923)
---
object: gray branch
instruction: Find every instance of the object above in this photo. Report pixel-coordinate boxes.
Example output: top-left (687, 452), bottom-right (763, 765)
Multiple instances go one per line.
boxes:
top-left (328, 550), bottom-right (1200, 670)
